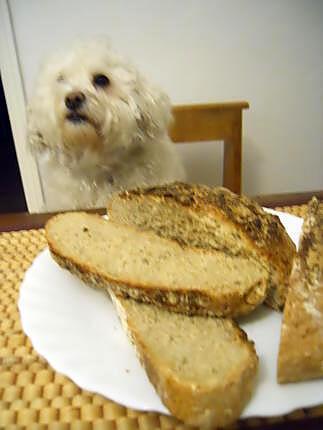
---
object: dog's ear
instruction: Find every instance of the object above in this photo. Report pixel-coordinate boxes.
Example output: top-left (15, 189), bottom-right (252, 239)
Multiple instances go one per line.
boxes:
top-left (135, 81), bottom-right (173, 141)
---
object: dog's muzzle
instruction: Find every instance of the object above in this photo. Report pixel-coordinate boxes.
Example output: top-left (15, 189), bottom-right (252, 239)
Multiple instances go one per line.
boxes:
top-left (65, 91), bottom-right (88, 123)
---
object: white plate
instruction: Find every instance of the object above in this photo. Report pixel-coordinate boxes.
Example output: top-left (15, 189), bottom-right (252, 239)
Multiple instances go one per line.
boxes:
top-left (18, 210), bottom-right (323, 417)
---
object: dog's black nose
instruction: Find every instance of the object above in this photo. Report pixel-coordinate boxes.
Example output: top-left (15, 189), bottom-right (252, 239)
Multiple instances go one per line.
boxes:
top-left (65, 92), bottom-right (85, 111)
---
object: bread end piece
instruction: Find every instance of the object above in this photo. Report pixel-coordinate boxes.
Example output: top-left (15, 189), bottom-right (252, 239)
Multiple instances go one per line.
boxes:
top-left (278, 197), bottom-right (323, 383)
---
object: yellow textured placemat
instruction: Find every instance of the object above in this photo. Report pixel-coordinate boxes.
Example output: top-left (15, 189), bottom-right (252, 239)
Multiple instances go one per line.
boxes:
top-left (1, 205), bottom-right (322, 429)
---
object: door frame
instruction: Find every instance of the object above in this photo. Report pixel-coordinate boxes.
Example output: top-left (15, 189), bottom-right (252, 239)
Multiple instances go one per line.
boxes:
top-left (0, 0), bottom-right (44, 213)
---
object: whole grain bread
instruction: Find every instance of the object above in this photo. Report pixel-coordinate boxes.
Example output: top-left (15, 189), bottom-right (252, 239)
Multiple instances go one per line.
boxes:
top-left (110, 292), bottom-right (258, 428)
top-left (277, 197), bottom-right (323, 383)
top-left (107, 182), bottom-right (296, 310)
top-left (45, 212), bottom-right (269, 317)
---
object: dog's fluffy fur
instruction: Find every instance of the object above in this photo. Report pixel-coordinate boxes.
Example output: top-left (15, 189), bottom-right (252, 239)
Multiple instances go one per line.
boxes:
top-left (27, 39), bottom-right (185, 211)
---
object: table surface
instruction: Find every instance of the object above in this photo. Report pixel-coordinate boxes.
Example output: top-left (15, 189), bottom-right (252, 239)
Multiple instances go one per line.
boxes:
top-left (1, 192), bottom-right (322, 430)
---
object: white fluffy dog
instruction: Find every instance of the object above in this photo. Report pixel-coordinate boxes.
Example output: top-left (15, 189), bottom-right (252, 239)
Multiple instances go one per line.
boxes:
top-left (27, 39), bottom-right (185, 211)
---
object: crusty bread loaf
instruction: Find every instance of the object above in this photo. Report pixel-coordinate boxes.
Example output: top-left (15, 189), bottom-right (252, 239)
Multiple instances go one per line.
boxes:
top-left (107, 182), bottom-right (296, 310)
top-left (110, 292), bottom-right (258, 428)
top-left (45, 212), bottom-right (269, 317)
top-left (277, 197), bottom-right (323, 383)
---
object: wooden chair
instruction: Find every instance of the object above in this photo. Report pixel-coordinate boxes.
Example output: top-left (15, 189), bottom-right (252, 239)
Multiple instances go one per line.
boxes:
top-left (169, 101), bottom-right (249, 194)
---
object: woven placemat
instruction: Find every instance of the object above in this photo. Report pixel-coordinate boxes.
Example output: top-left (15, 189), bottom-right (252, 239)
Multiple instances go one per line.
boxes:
top-left (1, 205), bottom-right (322, 429)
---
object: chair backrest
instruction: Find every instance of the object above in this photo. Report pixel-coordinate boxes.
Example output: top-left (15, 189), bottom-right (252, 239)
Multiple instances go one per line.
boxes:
top-left (169, 102), bottom-right (249, 194)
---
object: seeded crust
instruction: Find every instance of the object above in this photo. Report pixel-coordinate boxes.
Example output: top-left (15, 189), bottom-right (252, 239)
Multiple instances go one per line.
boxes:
top-left (45, 213), bottom-right (269, 318)
top-left (107, 182), bottom-right (296, 310)
top-left (110, 293), bottom-right (258, 428)
top-left (277, 197), bottom-right (323, 383)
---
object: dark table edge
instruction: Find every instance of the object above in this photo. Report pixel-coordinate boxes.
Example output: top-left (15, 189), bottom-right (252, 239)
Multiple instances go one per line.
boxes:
top-left (1, 190), bottom-right (322, 233)
top-left (252, 190), bottom-right (323, 208)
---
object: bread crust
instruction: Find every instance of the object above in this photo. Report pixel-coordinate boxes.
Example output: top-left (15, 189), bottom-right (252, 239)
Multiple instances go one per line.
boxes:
top-left (112, 294), bottom-right (258, 428)
top-left (108, 182), bottom-right (296, 309)
top-left (278, 197), bottom-right (323, 383)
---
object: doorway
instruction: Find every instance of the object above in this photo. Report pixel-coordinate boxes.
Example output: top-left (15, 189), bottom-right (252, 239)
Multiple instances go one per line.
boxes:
top-left (0, 75), bottom-right (27, 213)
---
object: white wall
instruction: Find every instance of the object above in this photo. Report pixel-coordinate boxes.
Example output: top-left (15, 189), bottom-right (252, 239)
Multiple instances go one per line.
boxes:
top-left (8, 0), bottom-right (323, 195)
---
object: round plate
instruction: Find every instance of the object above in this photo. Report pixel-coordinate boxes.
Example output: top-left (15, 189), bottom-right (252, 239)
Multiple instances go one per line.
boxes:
top-left (18, 210), bottom-right (323, 417)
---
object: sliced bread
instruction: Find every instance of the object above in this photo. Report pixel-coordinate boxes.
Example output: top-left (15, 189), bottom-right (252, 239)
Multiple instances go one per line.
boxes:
top-left (110, 292), bottom-right (258, 428)
top-left (45, 212), bottom-right (269, 317)
top-left (277, 197), bottom-right (323, 383)
top-left (107, 182), bottom-right (296, 310)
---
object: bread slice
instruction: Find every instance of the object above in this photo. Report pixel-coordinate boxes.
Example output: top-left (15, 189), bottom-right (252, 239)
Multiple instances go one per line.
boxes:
top-left (277, 197), bottom-right (323, 383)
top-left (45, 212), bottom-right (269, 317)
top-left (107, 182), bottom-right (296, 310)
top-left (110, 292), bottom-right (258, 428)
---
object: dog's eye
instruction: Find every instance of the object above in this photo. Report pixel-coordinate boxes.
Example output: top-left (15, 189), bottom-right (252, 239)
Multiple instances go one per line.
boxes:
top-left (57, 75), bottom-right (64, 83)
top-left (93, 74), bottom-right (110, 88)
